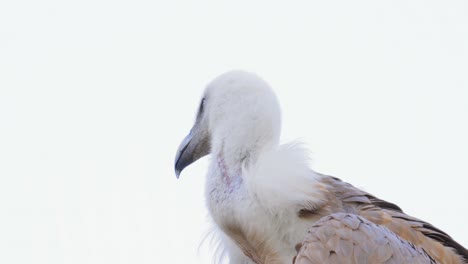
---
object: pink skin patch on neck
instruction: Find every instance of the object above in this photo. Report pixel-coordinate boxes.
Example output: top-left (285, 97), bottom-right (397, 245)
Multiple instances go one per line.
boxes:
top-left (217, 154), bottom-right (243, 193)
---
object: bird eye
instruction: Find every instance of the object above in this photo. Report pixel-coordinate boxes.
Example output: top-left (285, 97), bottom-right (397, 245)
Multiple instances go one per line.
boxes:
top-left (196, 98), bottom-right (205, 121)
top-left (199, 98), bottom-right (205, 113)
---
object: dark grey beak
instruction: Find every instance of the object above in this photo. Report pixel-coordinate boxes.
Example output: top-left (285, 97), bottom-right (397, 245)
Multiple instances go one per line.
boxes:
top-left (174, 132), bottom-right (193, 178)
top-left (174, 124), bottom-right (210, 178)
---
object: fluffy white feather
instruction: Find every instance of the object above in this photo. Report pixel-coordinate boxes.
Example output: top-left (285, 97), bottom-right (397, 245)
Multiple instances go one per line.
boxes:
top-left (243, 142), bottom-right (325, 214)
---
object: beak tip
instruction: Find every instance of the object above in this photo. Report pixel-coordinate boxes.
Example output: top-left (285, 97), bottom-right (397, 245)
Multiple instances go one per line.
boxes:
top-left (175, 169), bottom-right (181, 179)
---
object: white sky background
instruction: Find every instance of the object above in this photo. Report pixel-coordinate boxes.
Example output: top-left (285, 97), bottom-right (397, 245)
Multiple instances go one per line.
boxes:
top-left (1, 0), bottom-right (467, 263)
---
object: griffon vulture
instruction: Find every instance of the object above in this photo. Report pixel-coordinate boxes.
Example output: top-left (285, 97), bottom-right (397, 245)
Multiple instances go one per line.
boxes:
top-left (174, 71), bottom-right (467, 264)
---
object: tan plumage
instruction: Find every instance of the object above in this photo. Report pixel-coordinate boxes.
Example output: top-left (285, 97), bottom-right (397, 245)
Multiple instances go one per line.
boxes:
top-left (294, 213), bottom-right (437, 264)
top-left (294, 175), bottom-right (467, 264)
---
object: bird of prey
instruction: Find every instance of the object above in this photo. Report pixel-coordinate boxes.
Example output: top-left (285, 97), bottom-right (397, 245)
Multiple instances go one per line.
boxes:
top-left (174, 71), bottom-right (467, 264)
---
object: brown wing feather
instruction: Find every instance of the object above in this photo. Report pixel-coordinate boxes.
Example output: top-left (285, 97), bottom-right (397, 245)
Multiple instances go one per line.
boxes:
top-left (294, 213), bottom-right (438, 264)
top-left (315, 175), bottom-right (468, 264)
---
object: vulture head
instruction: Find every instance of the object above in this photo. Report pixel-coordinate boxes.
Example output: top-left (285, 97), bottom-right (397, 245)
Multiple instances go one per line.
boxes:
top-left (175, 70), bottom-right (282, 178)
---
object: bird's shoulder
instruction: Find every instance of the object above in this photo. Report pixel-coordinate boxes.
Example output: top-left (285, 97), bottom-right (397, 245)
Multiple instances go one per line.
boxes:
top-left (300, 175), bottom-right (468, 264)
top-left (294, 213), bottom-right (438, 264)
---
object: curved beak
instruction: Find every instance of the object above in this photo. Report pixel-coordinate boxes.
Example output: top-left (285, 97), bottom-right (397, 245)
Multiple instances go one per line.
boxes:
top-left (174, 122), bottom-right (210, 178)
